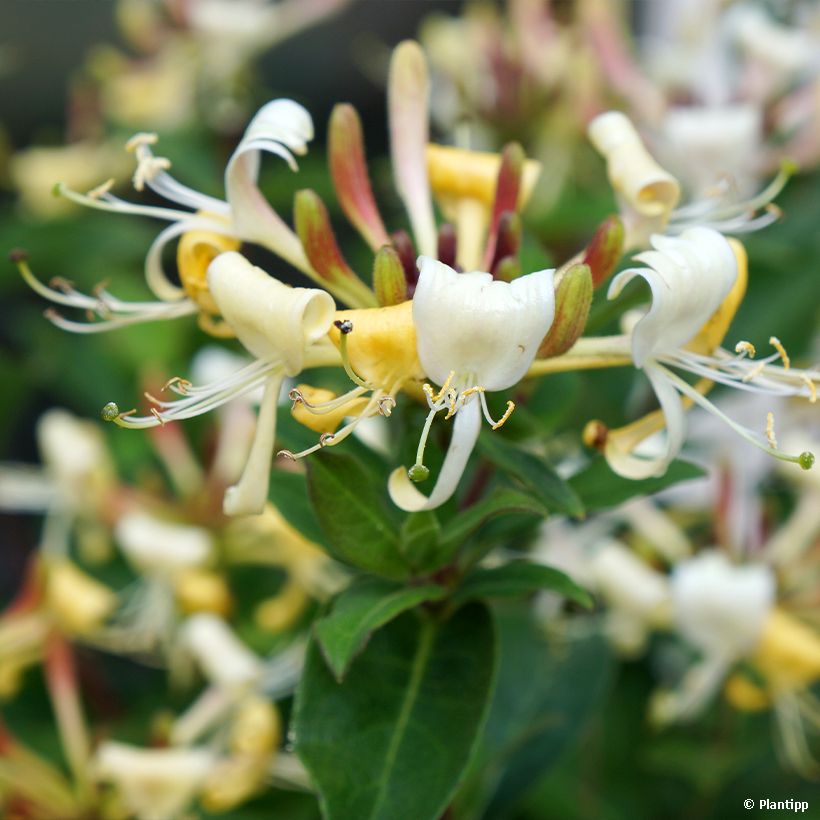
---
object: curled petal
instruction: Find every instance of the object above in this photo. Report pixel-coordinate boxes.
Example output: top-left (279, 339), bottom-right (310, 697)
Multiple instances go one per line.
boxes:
top-left (224, 99), bottom-right (314, 272)
top-left (608, 227), bottom-right (737, 368)
top-left (207, 252), bottom-right (335, 373)
top-left (388, 398), bottom-right (481, 511)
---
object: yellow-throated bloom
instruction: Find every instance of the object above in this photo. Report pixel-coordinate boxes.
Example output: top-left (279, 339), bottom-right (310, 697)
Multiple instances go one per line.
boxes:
top-left (583, 227), bottom-right (817, 479)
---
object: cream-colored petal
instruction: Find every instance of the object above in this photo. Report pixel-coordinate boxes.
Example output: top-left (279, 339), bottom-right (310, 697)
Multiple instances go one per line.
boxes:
top-left (608, 227), bottom-right (737, 367)
top-left (207, 252), bottom-right (335, 373)
top-left (222, 373), bottom-right (284, 516)
top-left (224, 99), bottom-right (314, 271)
top-left (388, 398), bottom-right (481, 512)
top-left (413, 256), bottom-right (555, 389)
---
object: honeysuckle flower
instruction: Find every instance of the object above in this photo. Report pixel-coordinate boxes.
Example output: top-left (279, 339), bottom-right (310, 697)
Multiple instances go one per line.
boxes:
top-left (588, 110), bottom-right (792, 249)
top-left (725, 608), bottom-right (820, 776)
top-left (9, 141), bottom-right (130, 219)
top-left (582, 228), bottom-right (818, 480)
top-left (388, 256), bottom-right (555, 512)
top-left (652, 550), bottom-right (775, 725)
top-left (94, 741), bottom-right (216, 820)
top-left (103, 252), bottom-right (338, 516)
top-left (30, 97), bottom-right (371, 330)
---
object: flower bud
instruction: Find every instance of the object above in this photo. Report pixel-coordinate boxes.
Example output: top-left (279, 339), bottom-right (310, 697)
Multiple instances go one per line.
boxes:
top-left (328, 103), bottom-right (389, 251)
top-left (583, 215), bottom-right (624, 288)
top-left (373, 245), bottom-right (408, 306)
top-left (294, 189), bottom-right (377, 307)
top-left (537, 263), bottom-right (592, 358)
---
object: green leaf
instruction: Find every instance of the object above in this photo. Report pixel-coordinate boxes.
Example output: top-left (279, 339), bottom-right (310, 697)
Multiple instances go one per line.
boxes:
top-left (295, 603), bottom-right (497, 820)
top-left (477, 434), bottom-right (584, 518)
top-left (398, 511), bottom-right (442, 573)
top-left (452, 562), bottom-right (593, 609)
top-left (268, 469), bottom-right (329, 548)
top-left (306, 452), bottom-right (408, 580)
top-left (315, 578), bottom-right (447, 682)
top-left (453, 605), bottom-right (613, 818)
top-left (438, 489), bottom-right (549, 567)
top-left (569, 457), bottom-right (706, 511)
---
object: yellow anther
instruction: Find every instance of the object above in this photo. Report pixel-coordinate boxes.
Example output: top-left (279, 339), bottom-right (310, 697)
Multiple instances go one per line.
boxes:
top-left (445, 392), bottom-right (458, 420)
top-left (133, 154), bottom-right (171, 192)
top-left (150, 407), bottom-right (166, 427)
top-left (432, 371), bottom-right (455, 403)
top-left (734, 340), bottom-right (756, 358)
top-left (460, 385), bottom-right (486, 399)
top-left (163, 376), bottom-right (192, 394)
top-left (87, 178), bottom-right (115, 200)
top-left (125, 132), bottom-right (159, 152)
top-left (801, 374), bottom-right (817, 404)
top-left (766, 411), bottom-right (777, 449)
top-left (492, 400), bottom-right (516, 430)
top-left (769, 336), bottom-right (790, 370)
top-left (742, 361), bottom-right (766, 383)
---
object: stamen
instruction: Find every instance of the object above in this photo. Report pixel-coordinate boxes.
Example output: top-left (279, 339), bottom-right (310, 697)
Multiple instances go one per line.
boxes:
top-left (769, 336), bottom-right (791, 370)
top-left (766, 411), bottom-right (777, 449)
top-left (334, 320), bottom-right (374, 390)
top-left (133, 155), bottom-right (172, 192)
top-left (87, 178), bottom-right (115, 200)
top-left (163, 376), bottom-right (192, 395)
top-left (741, 361), bottom-right (766, 383)
top-left (125, 132), bottom-right (159, 152)
top-left (410, 407), bottom-right (439, 481)
top-left (432, 371), bottom-right (455, 403)
top-left (734, 340), bottom-right (756, 358)
top-left (492, 400), bottom-right (515, 430)
top-left (801, 374), bottom-right (817, 403)
top-left (377, 396), bottom-right (396, 417)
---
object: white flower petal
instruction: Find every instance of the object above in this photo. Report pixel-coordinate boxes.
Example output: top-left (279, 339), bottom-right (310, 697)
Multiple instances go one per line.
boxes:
top-left (608, 227), bottom-right (737, 367)
top-left (224, 99), bottom-right (314, 271)
top-left (605, 363), bottom-right (688, 479)
top-left (94, 741), bottom-right (215, 820)
top-left (671, 550), bottom-right (775, 659)
top-left (179, 613), bottom-right (262, 690)
top-left (115, 513), bottom-right (213, 576)
top-left (207, 252), bottom-right (335, 373)
top-left (388, 398), bottom-right (481, 511)
top-left (413, 256), bottom-right (555, 389)
top-left (222, 373), bottom-right (283, 516)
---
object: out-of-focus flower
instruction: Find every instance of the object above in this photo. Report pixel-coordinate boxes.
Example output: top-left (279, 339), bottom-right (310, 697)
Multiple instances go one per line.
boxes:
top-left (9, 142), bottom-right (130, 219)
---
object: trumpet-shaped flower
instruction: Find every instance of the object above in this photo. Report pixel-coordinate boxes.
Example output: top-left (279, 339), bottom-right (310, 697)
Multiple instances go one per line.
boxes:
top-left (588, 111), bottom-right (792, 249)
top-left (104, 252), bottom-right (337, 516)
top-left (388, 256), bottom-right (555, 511)
top-left (589, 227), bottom-right (817, 479)
top-left (94, 741), bottom-right (216, 820)
top-left (652, 550), bottom-right (775, 723)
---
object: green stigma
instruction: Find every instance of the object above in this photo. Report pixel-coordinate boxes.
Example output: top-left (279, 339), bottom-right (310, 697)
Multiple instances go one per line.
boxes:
top-left (100, 402), bottom-right (120, 422)
top-left (799, 451), bottom-right (815, 471)
top-left (408, 464), bottom-right (430, 483)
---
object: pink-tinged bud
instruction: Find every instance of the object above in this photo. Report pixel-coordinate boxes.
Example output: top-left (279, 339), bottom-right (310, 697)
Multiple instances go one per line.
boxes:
top-left (389, 41), bottom-right (437, 257)
top-left (294, 189), bottom-right (376, 307)
top-left (489, 211), bottom-right (522, 276)
top-left (583, 215), bottom-right (624, 288)
top-left (538, 263), bottom-right (593, 358)
top-left (483, 142), bottom-right (524, 269)
top-left (373, 245), bottom-right (408, 306)
top-left (437, 223), bottom-right (457, 268)
top-left (492, 255), bottom-right (521, 283)
top-left (390, 230), bottom-right (419, 295)
top-left (329, 104), bottom-right (390, 252)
